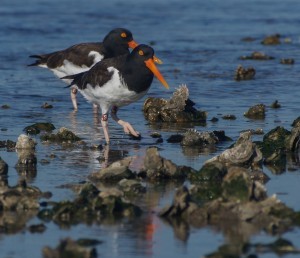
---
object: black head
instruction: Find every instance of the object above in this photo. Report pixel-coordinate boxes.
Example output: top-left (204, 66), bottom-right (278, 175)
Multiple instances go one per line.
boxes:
top-left (126, 44), bottom-right (169, 89)
top-left (129, 44), bottom-right (155, 63)
top-left (103, 28), bottom-right (136, 57)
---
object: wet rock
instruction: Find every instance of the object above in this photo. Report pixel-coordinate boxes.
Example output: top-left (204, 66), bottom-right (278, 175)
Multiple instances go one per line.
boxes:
top-left (0, 210), bottom-right (38, 234)
top-left (40, 127), bottom-right (81, 143)
top-left (221, 166), bottom-right (267, 202)
top-left (0, 157), bottom-right (8, 175)
top-left (244, 104), bottom-right (266, 119)
top-left (234, 65), bottom-right (255, 80)
top-left (292, 117), bottom-right (300, 128)
top-left (270, 100), bottom-right (281, 109)
top-left (1, 104), bottom-right (10, 109)
top-left (222, 114), bottom-right (236, 120)
top-left (0, 180), bottom-right (46, 210)
top-left (159, 186), bottom-right (198, 218)
top-left (239, 51), bottom-right (275, 60)
top-left (28, 223), bottom-right (46, 233)
top-left (213, 130), bottom-right (233, 141)
top-left (39, 182), bottom-right (142, 226)
top-left (189, 161), bottom-right (227, 182)
top-left (261, 126), bottom-right (291, 160)
top-left (142, 147), bottom-right (188, 180)
top-left (167, 134), bottom-right (184, 143)
top-left (181, 129), bottom-right (219, 147)
top-left (24, 122), bottom-right (55, 135)
top-left (16, 134), bottom-right (36, 150)
top-left (118, 179), bottom-right (146, 195)
top-left (15, 134), bottom-right (37, 178)
top-left (251, 238), bottom-right (300, 255)
top-left (0, 139), bottom-right (16, 151)
top-left (241, 128), bottom-right (264, 135)
top-left (42, 238), bottom-right (97, 258)
top-left (41, 102), bottom-right (53, 109)
top-left (143, 84), bottom-right (207, 123)
top-left (205, 132), bottom-right (263, 169)
top-left (89, 157), bottom-right (135, 182)
top-left (261, 34), bottom-right (281, 45)
top-left (285, 126), bottom-right (300, 152)
top-left (280, 58), bottom-right (294, 65)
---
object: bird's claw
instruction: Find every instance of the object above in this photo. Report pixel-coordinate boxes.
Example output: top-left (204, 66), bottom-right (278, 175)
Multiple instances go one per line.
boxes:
top-left (120, 121), bottom-right (139, 137)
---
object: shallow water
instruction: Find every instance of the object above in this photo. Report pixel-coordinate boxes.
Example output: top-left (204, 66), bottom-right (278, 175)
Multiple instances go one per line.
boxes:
top-left (1, 0), bottom-right (300, 257)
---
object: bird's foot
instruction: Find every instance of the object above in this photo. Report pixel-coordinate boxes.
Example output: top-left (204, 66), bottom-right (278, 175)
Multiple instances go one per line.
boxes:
top-left (118, 120), bottom-right (140, 137)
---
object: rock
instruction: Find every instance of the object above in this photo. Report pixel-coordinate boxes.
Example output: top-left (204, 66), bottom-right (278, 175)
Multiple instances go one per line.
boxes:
top-left (41, 102), bottom-right (53, 109)
top-left (205, 132), bottom-right (263, 168)
top-left (261, 126), bottom-right (291, 159)
top-left (89, 157), bottom-right (135, 182)
top-left (28, 223), bottom-right (47, 233)
top-left (261, 34), bottom-right (281, 45)
top-left (159, 186), bottom-right (198, 218)
top-left (15, 134), bottom-right (36, 150)
top-left (15, 135), bottom-right (37, 178)
top-left (0, 157), bottom-right (8, 175)
top-left (0, 180), bottom-right (44, 210)
top-left (143, 84), bottom-right (207, 123)
top-left (222, 166), bottom-right (251, 202)
top-left (270, 100), bottom-right (281, 109)
top-left (142, 147), bottom-right (188, 180)
top-left (0, 139), bottom-right (16, 151)
top-left (181, 129), bottom-right (219, 147)
top-left (234, 65), bottom-right (255, 80)
top-left (167, 134), bottom-right (184, 143)
top-left (291, 117), bottom-right (300, 128)
top-left (118, 179), bottom-right (146, 195)
top-left (280, 58), bottom-right (294, 65)
top-left (40, 127), bottom-right (81, 143)
top-left (24, 122), bottom-right (55, 135)
top-left (42, 238), bottom-right (97, 258)
top-left (285, 126), bottom-right (300, 152)
top-left (189, 161), bottom-right (227, 182)
top-left (1, 104), bottom-right (10, 109)
top-left (222, 114), bottom-right (236, 120)
top-left (239, 51), bottom-right (275, 60)
top-left (244, 104), bottom-right (266, 119)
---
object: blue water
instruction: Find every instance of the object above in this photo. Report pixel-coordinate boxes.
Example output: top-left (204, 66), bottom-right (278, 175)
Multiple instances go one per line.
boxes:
top-left (1, 0), bottom-right (300, 257)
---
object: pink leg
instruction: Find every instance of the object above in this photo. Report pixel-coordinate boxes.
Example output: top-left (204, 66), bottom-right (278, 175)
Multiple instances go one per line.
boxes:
top-left (71, 88), bottom-right (78, 111)
top-left (101, 113), bottom-right (110, 144)
top-left (93, 103), bottom-right (99, 113)
top-left (111, 106), bottom-right (140, 137)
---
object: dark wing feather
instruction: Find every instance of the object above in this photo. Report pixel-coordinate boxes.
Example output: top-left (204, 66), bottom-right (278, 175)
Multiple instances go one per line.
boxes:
top-left (29, 42), bottom-right (105, 68)
top-left (64, 54), bottom-right (127, 90)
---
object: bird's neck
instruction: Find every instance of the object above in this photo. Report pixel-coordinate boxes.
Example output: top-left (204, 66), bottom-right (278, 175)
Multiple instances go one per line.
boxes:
top-left (121, 60), bottom-right (154, 93)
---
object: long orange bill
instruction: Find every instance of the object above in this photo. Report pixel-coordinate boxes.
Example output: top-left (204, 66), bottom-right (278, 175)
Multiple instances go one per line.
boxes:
top-left (128, 40), bottom-right (163, 64)
top-left (145, 58), bottom-right (169, 89)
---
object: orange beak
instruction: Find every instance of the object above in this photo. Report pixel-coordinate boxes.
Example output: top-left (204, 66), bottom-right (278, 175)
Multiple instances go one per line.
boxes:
top-left (145, 58), bottom-right (169, 89)
top-left (128, 40), bottom-right (163, 65)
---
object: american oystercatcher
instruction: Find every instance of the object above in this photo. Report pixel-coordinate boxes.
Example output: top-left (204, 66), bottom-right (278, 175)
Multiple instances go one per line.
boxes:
top-left (28, 28), bottom-right (162, 110)
top-left (63, 44), bottom-right (169, 143)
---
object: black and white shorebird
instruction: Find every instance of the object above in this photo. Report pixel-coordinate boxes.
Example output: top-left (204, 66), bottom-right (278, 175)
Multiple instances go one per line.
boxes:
top-left (28, 28), bottom-right (162, 111)
top-left (63, 44), bottom-right (169, 144)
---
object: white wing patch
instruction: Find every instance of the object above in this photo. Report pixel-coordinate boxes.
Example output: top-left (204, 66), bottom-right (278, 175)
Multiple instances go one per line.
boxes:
top-left (50, 51), bottom-right (104, 83)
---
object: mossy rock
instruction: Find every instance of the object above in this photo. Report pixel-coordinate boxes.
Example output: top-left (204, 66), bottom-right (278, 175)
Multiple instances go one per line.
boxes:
top-left (261, 126), bottom-right (291, 158)
top-left (24, 123), bottom-right (55, 135)
top-left (189, 162), bottom-right (227, 182)
top-left (40, 127), bottom-right (81, 143)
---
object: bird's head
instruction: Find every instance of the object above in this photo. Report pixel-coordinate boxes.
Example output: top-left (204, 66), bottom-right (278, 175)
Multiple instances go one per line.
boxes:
top-left (130, 44), bottom-right (169, 89)
top-left (104, 28), bottom-right (162, 64)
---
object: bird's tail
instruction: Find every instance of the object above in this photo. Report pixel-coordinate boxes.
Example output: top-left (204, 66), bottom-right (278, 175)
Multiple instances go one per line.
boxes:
top-left (28, 55), bottom-right (48, 66)
top-left (61, 72), bottom-right (85, 88)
